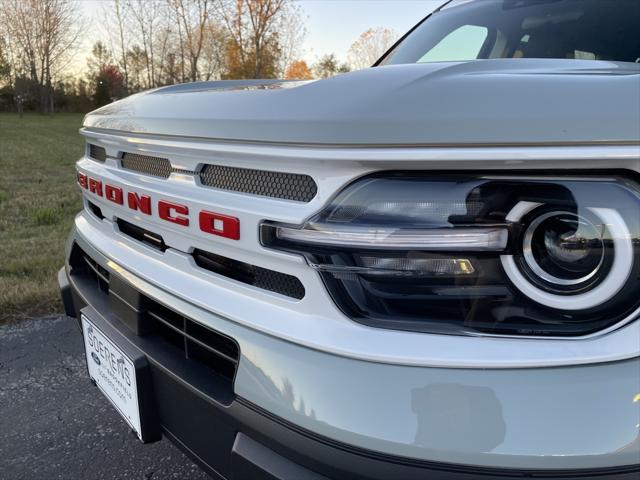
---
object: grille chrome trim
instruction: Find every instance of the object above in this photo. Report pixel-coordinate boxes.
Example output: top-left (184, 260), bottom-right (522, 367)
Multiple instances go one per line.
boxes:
top-left (121, 152), bottom-right (172, 178)
top-left (200, 164), bottom-right (317, 202)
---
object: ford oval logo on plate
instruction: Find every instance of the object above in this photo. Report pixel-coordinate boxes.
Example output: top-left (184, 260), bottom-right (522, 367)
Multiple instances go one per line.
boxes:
top-left (91, 351), bottom-right (101, 366)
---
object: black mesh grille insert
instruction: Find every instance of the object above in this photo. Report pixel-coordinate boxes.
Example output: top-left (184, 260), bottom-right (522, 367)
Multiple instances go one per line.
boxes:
top-left (121, 153), bottom-right (172, 178)
top-left (193, 249), bottom-right (305, 299)
top-left (199, 165), bottom-right (317, 202)
top-left (114, 220), bottom-right (303, 298)
top-left (88, 144), bottom-right (106, 162)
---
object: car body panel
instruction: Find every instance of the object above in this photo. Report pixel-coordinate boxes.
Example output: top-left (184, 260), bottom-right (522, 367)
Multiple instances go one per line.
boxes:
top-left (71, 156), bottom-right (640, 369)
top-left (83, 59), bottom-right (640, 147)
top-left (70, 46), bottom-right (640, 475)
top-left (68, 229), bottom-right (640, 470)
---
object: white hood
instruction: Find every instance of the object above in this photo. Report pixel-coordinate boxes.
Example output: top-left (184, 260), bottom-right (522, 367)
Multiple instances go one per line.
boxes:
top-left (84, 59), bottom-right (640, 146)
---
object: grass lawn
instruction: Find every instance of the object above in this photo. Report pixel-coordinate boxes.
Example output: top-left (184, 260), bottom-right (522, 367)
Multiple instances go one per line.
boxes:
top-left (0, 113), bottom-right (85, 321)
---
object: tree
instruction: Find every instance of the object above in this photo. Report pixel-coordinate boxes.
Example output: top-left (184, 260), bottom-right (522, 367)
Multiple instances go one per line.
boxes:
top-left (62, 78), bottom-right (93, 112)
top-left (217, 0), bottom-right (301, 79)
top-left (125, 0), bottom-right (162, 89)
top-left (100, 0), bottom-right (131, 92)
top-left (285, 60), bottom-right (312, 80)
top-left (274, 2), bottom-right (306, 77)
top-left (0, 32), bottom-right (16, 89)
top-left (169, 0), bottom-right (214, 82)
top-left (87, 42), bottom-right (113, 76)
top-left (126, 45), bottom-right (149, 91)
top-left (223, 31), bottom-right (280, 79)
top-left (0, 0), bottom-right (310, 111)
top-left (0, 0), bottom-right (83, 114)
top-left (97, 0), bottom-right (233, 89)
top-left (0, 41), bottom-right (10, 87)
top-left (347, 27), bottom-right (397, 71)
top-left (86, 41), bottom-right (125, 106)
top-left (200, 21), bottom-right (229, 80)
top-left (94, 64), bottom-right (125, 106)
top-left (0, 41), bottom-right (13, 111)
top-left (313, 53), bottom-right (350, 79)
top-left (245, 0), bottom-right (285, 77)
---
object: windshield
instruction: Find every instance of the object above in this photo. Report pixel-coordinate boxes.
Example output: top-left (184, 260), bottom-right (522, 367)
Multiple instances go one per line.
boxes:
top-left (380, 0), bottom-right (640, 65)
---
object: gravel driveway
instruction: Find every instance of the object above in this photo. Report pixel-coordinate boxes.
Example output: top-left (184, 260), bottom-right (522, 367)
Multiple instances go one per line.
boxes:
top-left (0, 315), bottom-right (210, 480)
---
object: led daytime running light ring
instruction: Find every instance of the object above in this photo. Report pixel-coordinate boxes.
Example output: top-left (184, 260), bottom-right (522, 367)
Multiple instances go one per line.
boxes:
top-left (501, 202), bottom-right (634, 310)
top-left (522, 211), bottom-right (605, 287)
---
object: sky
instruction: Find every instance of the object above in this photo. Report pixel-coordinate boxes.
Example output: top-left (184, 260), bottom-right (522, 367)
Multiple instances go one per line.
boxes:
top-left (293, 0), bottom-right (444, 63)
top-left (75, 0), bottom-right (445, 75)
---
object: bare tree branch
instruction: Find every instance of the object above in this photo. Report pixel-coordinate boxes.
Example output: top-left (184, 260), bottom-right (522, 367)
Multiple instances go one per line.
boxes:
top-left (348, 27), bottom-right (398, 71)
top-left (0, 0), bottom-right (84, 113)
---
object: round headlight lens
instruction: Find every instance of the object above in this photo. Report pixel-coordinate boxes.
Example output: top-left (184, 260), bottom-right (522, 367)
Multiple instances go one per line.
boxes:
top-left (523, 211), bottom-right (605, 287)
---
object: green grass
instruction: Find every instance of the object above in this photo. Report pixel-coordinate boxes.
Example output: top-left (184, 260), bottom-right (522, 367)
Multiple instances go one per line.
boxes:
top-left (0, 113), bottom-right (85, 321)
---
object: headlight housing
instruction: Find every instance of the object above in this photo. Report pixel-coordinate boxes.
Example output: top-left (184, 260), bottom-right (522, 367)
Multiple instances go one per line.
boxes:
top-left (262, 173), bottom-right (640, 337)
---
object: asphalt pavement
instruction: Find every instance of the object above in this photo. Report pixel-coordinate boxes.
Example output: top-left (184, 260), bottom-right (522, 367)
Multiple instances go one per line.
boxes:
top-left (0, 315), bottom-right (210, 480)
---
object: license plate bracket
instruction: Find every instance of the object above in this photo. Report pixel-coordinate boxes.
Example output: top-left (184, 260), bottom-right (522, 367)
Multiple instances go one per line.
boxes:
top-left (81, 308), bottom-right (160, 443)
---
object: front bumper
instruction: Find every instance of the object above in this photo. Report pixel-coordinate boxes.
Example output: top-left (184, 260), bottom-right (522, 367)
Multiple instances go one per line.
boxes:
top-left (59, 220), bottom-right (640, 479)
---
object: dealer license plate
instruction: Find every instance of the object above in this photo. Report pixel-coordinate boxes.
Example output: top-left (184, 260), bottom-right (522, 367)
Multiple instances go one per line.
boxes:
top-left (82, 314), bottom-right (143, 440)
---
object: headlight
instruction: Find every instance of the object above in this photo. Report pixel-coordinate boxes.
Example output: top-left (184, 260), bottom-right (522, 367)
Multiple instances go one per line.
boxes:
top-left (523, 211), bottom-right (605, 286)
top-left (261, 173), bottom-right (640, 337)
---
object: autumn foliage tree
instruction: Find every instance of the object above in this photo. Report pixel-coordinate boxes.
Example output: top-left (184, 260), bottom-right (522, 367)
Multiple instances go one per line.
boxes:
top-left (94, 64), bottom-right (125, 106)
top-left (0, 0), bottom-right (309, 112)
top-left (284, 59), bottom-right (312, 80)
top-left (224, 31), bottom-right (281, 79)
top-left (218, 0), bottom-right (303, 79)
top-left (169, 0), bottom-right (214, 82)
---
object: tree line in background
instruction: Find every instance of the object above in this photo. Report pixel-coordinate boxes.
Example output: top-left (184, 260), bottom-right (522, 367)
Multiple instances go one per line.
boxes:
top-left (0, 0), bottom-right (397, 115)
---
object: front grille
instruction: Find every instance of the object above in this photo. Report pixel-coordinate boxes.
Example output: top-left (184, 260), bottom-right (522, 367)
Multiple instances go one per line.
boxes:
top-left (121, 153), bottom-right (172, 178)
top-left (200, 164), bottom-right (317, 202)
top-left (69, 244), bottom-right (239, 383)
top-left (193, 249), bottom-right (305, 299)
top-left (114, 219), bottom-right (304, 299)
top-left (146, 302), bottom-right (239, 381)
top-left (69, 244), bottom-right (110, 293)
top-left (88, 143), bottom-right (106, 162)
top-left (117, 151), bottom-right (317, 202)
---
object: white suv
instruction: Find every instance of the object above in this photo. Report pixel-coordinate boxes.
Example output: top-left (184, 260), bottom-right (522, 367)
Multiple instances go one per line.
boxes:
top-left (59, 0), bottom-right (640, 478)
